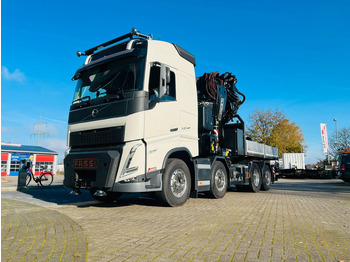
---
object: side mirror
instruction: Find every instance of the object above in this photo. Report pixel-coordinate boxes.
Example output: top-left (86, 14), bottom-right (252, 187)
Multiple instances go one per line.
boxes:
top-left (166, 67), bottom-right (171, 86)
top-left (159, 64), bottom-right (170, 98)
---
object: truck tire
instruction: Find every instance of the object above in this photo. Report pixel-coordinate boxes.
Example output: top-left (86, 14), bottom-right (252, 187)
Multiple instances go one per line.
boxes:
top-left (261, 165), bottom-right (272, 191)
top-left (89, 189), bottom-right (122, 202)
top-left (209, 161), bottom-right (227, 198)
top-left (159, 158), bottom-right (191, 207)
top-left (249, 163), bottom-right (262, 193)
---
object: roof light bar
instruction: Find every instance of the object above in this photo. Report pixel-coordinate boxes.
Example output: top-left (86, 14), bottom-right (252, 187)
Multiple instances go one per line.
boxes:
top-left (76, 28), bottom-right (152, 57)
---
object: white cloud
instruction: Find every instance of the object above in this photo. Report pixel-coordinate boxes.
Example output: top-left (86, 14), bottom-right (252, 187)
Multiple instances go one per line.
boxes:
top-left (40, 138), bottom-right (68, 163)
top-left (1, 66), bottom-right (26, 82)
top-left (41, 138), bottom-right (68, 152)
top-left (1, 126), bottom-right (12, 134)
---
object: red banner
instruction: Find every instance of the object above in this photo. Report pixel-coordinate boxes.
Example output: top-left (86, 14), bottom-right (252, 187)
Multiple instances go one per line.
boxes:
top-left (320, 123), bottom-right (329, 154)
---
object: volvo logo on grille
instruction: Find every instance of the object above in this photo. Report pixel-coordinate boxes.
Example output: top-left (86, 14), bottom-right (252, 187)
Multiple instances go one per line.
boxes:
top-left (92, 109), bottom-right (99, 117)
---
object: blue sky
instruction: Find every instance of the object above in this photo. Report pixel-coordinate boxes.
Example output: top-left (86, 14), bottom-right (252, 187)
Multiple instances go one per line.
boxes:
top-left (1, 0), bottom-right (349, 163)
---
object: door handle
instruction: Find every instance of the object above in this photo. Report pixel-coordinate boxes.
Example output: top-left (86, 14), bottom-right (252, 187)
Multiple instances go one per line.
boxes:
top-left (170, 128), bottom-right (178, 132)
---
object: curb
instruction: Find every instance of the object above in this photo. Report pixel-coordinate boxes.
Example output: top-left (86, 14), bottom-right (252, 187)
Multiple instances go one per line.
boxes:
top-left (2, 185), bottom-right (65, 192)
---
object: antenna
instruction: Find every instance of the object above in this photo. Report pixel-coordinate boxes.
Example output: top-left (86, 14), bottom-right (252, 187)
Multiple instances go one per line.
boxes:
top-left (31, 116), bottom-right (49, 145)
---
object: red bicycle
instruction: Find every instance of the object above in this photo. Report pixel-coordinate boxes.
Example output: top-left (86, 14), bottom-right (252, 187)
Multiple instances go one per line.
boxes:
top-left (25, 165), bottom-right (54, 186)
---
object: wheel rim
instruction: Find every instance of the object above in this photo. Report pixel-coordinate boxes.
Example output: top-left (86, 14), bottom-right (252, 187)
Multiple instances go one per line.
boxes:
top-left (215, 169), bottom-right (226, 191)
top-left (253, 168), bottom-right (260, 187)
top-left (265, 170), bottom-right (271, 185)
top-left (170, 169), bottom-right (187, 198)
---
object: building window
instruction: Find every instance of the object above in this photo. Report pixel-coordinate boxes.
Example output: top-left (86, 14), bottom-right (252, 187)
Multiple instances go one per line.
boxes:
top-left (35, 162), bottom-right (53, 172)
top-left (10, 161), bottom-right (20, 172)
top-left (1, 161), bottom-right (7, 172)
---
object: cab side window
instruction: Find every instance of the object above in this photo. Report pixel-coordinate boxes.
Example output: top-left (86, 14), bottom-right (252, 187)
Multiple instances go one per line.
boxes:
top-left (167, 71), bottom-right (176, 100)
top-left (149, 64), bottom-right (176, 102)
top-left (149, 65), bottom-right (160, 101)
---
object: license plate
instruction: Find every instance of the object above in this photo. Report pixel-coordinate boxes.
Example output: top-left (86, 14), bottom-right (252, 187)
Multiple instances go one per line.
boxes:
top-left (73, 158), bottom-right (97, 169)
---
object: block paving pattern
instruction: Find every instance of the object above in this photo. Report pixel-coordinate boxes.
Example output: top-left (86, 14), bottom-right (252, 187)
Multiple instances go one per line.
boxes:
top-left (1, 199), bottom-right (87, 261)
top-left (2, 179), bottom-right (350, 261)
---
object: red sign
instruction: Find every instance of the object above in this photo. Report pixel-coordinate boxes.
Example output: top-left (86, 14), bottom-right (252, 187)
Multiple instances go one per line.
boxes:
top-left (1, 153), bottom-right (9, 161)
top-left (36, 155), bottom-right (54, 162)
top-left (74, 158), bottom-right (97, 169)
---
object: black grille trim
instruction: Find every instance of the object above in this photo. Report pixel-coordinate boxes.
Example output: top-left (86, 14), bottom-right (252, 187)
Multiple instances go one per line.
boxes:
top-left (70, 126), bottom-right (125, 149)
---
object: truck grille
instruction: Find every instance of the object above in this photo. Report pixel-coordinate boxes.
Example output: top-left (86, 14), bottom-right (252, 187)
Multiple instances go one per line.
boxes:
top-left (70, 126), bottom-right (125, 149)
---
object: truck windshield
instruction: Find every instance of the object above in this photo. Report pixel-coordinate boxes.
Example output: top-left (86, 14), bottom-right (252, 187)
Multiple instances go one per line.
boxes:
top-left (72, 57), bottom-right (145, 104)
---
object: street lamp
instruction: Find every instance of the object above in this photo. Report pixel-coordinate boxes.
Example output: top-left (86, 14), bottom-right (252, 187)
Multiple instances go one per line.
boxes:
top-left (333, 119), bottom-right (338, 149)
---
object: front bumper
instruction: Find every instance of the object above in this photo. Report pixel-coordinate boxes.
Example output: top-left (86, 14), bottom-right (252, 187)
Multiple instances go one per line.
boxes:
top-left (64, 150), bottom-right (121, 190)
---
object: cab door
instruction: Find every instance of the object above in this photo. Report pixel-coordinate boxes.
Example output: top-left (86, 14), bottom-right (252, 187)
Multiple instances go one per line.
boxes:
top-left (144, 63), bottom-right (180, 172)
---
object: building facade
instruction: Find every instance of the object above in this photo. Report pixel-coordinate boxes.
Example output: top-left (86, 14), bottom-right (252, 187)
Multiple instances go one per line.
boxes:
top-left (1, 143), bottom-right (58, 176)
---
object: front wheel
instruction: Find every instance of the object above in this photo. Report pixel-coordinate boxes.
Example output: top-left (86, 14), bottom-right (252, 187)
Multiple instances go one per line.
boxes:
top-left (209, 161), bottom-right (227, 198)
top-left (25, 174), bottom-right (32, 186)
top-left (159, 158), bottom-right (191, 207)
top-left (40, 173), bottom-right (53, 186)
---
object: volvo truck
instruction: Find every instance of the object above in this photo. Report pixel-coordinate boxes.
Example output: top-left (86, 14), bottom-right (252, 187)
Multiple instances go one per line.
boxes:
top-left (64, 28), bottom-right (278, 206)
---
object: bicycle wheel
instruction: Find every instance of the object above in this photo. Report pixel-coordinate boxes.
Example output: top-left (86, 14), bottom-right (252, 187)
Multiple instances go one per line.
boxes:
top-left (40, 173), bottom-right (53, 186)
top-left (25, 174), bottom-right (32, 186)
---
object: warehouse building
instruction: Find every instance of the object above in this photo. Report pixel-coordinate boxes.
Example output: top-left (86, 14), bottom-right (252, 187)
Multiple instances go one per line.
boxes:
top-left (1, 142), bottom-right (58, 176)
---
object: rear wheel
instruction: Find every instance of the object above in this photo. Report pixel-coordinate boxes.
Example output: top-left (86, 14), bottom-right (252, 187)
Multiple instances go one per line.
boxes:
top-left (249, 163), bottom-right (262, 192)
top-left (209, 161), bottom-right (227, 198)
top-left (159, 158), bottom-right (191, 207)
top-left (261, 165), bottom-right (272, 191)
top-left (40, 173), bottom-right (53, 186)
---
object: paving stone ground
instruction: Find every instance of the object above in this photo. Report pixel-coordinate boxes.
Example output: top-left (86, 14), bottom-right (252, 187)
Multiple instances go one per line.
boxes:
top-left (2, 178), bottom-right (350, 262)
top-left (1, 199), bottom-right (87, 261)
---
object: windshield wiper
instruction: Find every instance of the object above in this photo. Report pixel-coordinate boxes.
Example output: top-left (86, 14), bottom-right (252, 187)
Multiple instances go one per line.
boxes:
top-left (72, 95), bottom-right (91, 104)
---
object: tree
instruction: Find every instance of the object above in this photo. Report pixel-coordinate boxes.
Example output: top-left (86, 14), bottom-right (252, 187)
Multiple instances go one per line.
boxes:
top-left (246, 109), bottom-right (306, 157)
top-left (329, 127), bottom-right (350, 159)
top-left (246, 109), bottom-right (285, 144)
